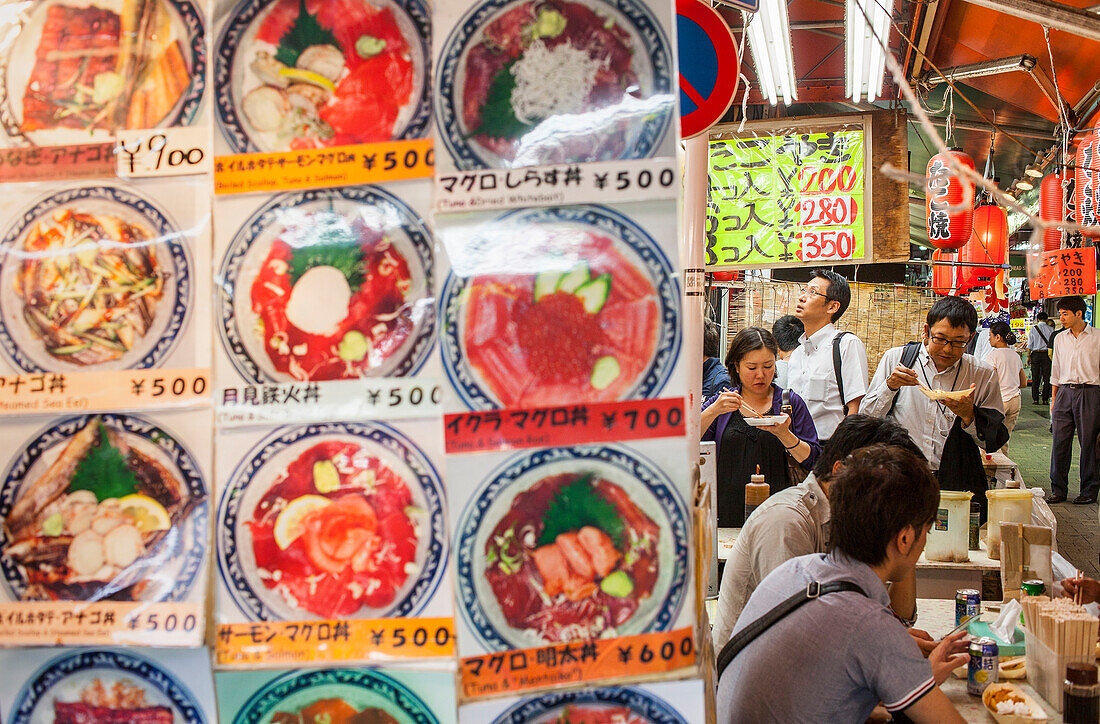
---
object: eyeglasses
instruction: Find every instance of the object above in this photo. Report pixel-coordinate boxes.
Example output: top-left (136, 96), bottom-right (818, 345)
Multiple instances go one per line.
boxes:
top-left (928, 334), bottom-right (970, 349)
top-left (799, 285), bottom-right (829, 300)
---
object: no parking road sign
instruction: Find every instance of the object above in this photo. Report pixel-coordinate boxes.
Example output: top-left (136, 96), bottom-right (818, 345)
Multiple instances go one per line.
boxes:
top-left (677, 0), bottom-right (741, 139)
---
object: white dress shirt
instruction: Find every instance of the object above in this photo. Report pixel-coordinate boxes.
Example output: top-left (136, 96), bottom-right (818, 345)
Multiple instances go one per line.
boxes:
top-left (860, 345), bottom-right (1004, 469)
top-left (1050, 325), bottom-right (1100, 386)
top-left (1028, 322), bottom-right (1055, 351)
top-left (786, 323), bottom-right (868, 439)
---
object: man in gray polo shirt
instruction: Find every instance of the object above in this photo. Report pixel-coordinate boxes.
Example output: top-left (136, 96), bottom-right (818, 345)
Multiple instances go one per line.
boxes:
top-left (717, 445), bottom-right (967, 723)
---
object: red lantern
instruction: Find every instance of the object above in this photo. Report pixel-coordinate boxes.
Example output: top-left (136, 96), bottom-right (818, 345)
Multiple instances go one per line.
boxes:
top-left (709, 271), bottom-right (739, 282)
top-left (930, 249), bottom-right (956, 295)
top-left (1074, 124), bottom-right (1100, 237)
top-left (958, 204), bottom-right (1008, 292)
top-left (984, 270), bottom-right (1009, 312)
top-left (926, 148), bottom-right (976, 250)
top-left (1039, 172), bottom-right (1065, 252)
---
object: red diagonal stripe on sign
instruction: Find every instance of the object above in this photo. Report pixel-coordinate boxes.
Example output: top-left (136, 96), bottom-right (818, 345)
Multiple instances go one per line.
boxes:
top-left (679, 73), bottom-right (706, 108)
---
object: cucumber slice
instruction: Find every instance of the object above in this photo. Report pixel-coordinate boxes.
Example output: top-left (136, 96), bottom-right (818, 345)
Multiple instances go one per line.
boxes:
top-left (590, 355), bottom-right (621, 390)
top-left (574, 273), bottom-right (611, 314)
top-left (534, 270), bottom-right (563, 301)
top-left (555, 263), bottom-right (590, 294)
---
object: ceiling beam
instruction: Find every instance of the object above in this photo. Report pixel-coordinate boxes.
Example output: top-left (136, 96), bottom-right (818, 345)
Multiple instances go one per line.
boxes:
top-left (958, 0), bottom-right (1100, 42)
top-left (923, 116), bottom-right (1055, 141)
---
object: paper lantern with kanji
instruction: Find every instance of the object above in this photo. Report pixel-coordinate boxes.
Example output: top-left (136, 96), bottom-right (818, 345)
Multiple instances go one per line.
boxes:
top-left (931, 249), bottom-right (956, 295)
top-left (1040, 172), bottom-right (1065, 251)
top-left (1074, 123), bottom-right (1100, 237)
top-left (957, 204), bottom-right (1008, 292)
top-left (926, 149), bottom-right (975, 250)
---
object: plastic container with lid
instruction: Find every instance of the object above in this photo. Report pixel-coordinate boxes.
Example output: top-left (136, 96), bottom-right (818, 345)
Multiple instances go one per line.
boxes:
top-left (1063, 662), bottom-right (1100, 723)
top-left (926, 490), bottom-right (973, 562)
top-left (986, 488), bottom-right (1033, 560)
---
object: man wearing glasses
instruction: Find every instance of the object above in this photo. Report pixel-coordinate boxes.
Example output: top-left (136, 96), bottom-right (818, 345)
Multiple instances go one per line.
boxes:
top-left (1047, 296), bottom-right (1100, 505)
top-left (860, 297), bottom-right (1007, 516)
top-left (787, 270), bottom-right (869, 443)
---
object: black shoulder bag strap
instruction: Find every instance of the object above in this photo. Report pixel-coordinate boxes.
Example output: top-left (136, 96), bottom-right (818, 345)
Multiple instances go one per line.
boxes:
top-left (885, 342), bottom-right (922, 417)
top-left (716, 580), bottom-right (867, 680)
top-left (832, 332), bottom-right (852, 414)
top-left (1037, 325), bottom-right (1053, 347)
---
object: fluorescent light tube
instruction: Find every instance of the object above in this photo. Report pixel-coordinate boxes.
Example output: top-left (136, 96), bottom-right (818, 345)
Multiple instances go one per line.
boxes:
top-left (744, 1), bottom-right (797, 106)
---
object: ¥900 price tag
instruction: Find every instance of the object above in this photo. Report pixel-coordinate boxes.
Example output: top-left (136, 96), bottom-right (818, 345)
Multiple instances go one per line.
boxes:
top-left (116, 127), bottom-right (211, 178)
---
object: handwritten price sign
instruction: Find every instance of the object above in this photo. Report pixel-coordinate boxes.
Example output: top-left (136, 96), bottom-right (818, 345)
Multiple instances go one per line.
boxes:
top-left (116, 127), bottom-right (211, 178)
top-left (1029, 247), bottom-right (1097, 300)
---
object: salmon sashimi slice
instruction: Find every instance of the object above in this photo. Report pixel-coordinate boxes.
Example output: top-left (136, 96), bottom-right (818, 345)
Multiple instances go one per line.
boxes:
top-left (554, 531), bottom-right (594, 579)
top-left (531, 543), bottom-right (570, 597)
top-left (578, 526), bottom-right (621, 578)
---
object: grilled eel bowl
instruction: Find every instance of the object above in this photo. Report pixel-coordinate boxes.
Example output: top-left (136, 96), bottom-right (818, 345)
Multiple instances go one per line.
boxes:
top-left (2, 417), bottom-right (199, 601)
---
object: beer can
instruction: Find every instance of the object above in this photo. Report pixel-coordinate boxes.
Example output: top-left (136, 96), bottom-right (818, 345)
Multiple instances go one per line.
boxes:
top-left (1022, 579), bottom-right (1046, 597)
top-left (956, 588), bottom-right (981, 627)
top-left (967, 637), bottom-right (999, 696)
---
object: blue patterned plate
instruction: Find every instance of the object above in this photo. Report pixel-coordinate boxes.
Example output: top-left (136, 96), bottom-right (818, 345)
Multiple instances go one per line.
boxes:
top-left (217, 185), bottom-right (434, 383)
top-left (232, 668), bottom-right (438, 724)
top-left (8, 649), bottom-right (206, 724)
top-left (0, 184), bottom-right (191, 374)
top-left (455, 445), bottom-right (689, 652)
top-left (214, 0), bottom-right (431, 153)
top-left (439, 204), bottom-right (680, 410)
top-left (0, 413), bottom-right (208, 603)
top-left (492, 686), bottom-right (687, 724)
top-left (435, 0), bottom-right (674, 169)
top-left (0, 0), bottom-right (206, 147)
top-left (217, 421), bottom-right (447, 621)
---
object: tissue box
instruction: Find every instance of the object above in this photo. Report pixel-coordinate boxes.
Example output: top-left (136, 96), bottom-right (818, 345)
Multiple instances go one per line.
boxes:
top-left (969, 620), bottom-right (1025, 656)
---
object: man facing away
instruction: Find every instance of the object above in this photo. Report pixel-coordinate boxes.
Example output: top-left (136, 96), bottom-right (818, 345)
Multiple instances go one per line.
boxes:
top-left (786, 269), bottom-right (868, 444)
top-left (1028, 311), bottom-right (1055, 405)
top-left (711, 414), bottom-right (926, 647)
top-left (771, 314), bottom-right (803, 389)
top-left (717, 445), bottom-right (967, 723)
top-left (1047, 296), bottom-right (1100, 505)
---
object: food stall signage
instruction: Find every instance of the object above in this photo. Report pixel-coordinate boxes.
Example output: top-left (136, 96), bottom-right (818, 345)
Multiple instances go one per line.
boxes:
top-left (217, 379), bottom-right (442, 427)
top-left (461, 627), bottom-right (695, 699)
top-left (0, 368), bottom-right (210, 416)
top-left (116, 127), bottom-right (212, 179)
top-left (434, 158), bottom-right (679, 213)
top-left (444, 398), bottom-right (686, 454)
top-left (0, 601), bottom-right (201, 647)
top-left (214, 139), bottom-right (434, 194)
top-left (0, 144), bottom-right (116, 183)
top-left (1029, 247), bottom-right (1098, 299)
top-left (708, 129), bottom-right (867, 266)
top-left (215, 617), bottom-right (455, 667)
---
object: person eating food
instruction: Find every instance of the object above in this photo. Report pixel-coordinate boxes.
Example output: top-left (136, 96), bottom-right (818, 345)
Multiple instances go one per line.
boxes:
top-left (701, 327), bottom-right (821, 528)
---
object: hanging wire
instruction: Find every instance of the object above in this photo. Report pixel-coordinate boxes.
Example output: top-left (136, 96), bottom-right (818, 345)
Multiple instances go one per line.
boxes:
top-left (736, 13), bottom-right (752, 133)
top-left (945, 87), bottom-right (956, 146)
top-left (1042, 25), bottom-right (1072, 248)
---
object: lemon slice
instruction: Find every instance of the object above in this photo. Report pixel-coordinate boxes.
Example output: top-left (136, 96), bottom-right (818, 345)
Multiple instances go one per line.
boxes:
top-left (274, 495), bottom-right (331, 550)
top-left (118, 494), bottom-right (171, 533)
top-left (277, 67), bottom-right (336, 92)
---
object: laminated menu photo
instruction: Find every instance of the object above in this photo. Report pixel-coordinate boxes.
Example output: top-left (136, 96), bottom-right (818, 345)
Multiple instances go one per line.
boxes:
top-left (0, 408), bottom-right (212, 646)
top-left (213, 179), bottom-right (440, 421)
top-left (432, 0), bottom-right (678, 174)
top-left (0, 0), bottom-right (210, 152)
top-left (436, 199), bottom-right (684, 415)
top-left (0, 177), bottom-right (212, 413)
top-left (457, 677), bottom-right (707, 723)
top-left (214, 417), bottom-right (453, 665)
top-left (0, 646), bottom-right (218, 723)
top-left (448, 440), bottom-right (696, 680)
top-left (217, 667), bottom-right (457, 724)
top-left (210, 0), bottom-right (432, 156)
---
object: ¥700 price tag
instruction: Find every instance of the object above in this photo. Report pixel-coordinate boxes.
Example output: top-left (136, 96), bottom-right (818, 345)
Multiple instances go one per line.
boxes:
top-left (116, 127), bottom-right (210, 178)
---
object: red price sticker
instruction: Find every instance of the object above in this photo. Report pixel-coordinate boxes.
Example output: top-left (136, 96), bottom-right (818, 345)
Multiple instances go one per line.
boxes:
top-left (798, 195), bottom-right (858, 227)
top-left (799, 228), bottom-right (856, 262)
top-left (1030, 247), bottom-right (1097, 300)
top-left (461, 628), bottom-right (695, 699)
top-left (444, 398), bottom-right (686, 454)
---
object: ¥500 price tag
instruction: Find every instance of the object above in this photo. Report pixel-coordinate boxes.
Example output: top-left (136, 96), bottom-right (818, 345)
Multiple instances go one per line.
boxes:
top-left (116, 127), bottom-right (211, 178)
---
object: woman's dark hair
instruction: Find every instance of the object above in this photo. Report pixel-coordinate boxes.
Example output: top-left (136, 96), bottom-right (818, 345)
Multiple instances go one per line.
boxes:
top-left (828, 444), bottom-right (939, 566)
top-left (989, 321), bottom-right (1017, 345)
top-left (1056, 296), bottom-right (1087, 315)
top-left (927, 295), bottom-right (978, 334)
top-left (724, 327), bottom-right (778, 387)
top-left (704, 319), bottom-right (722, 358)
top-left (772, 315), bottom-right (805, 352)
top-left (811, 269), bottom-right (851, 322)
top-left (812, 414), bottom-right (925, 482)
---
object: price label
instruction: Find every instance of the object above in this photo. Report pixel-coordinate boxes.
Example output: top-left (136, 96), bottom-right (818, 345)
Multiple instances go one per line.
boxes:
top-left (799, 228), bottom-right (857, 262)
top-left (0, 368), bottom-right (209, 416)
top-left (444, 398), bottom-right (685, 454)
top-left (798, 195), bottom-right (858, 227)
top-left (116, 127), bottom-right (211, 178)
top-left (217, 378), bottom-right (441, 427)
top-left (215, 617), bottom-right (454, 667)
top-left (215, 138), bottom-right (434, 195)
top-left (1030, 247), bottom-right (1098, 299)
top-left (461, 628), bottom-right (695, 699)
top-left (434, 158), bottom-right (678, 213)
top-left (0, 602), bottom-right (201, 646)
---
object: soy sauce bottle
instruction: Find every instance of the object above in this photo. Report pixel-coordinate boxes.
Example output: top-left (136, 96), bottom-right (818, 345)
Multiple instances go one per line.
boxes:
top-left (1064, 662), bottom-right (1100, 723)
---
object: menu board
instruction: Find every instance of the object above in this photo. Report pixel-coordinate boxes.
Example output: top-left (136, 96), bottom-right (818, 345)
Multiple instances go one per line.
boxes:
top-left (1028, 246), bottom-right (1098, 300)
top-left (708, 123), bottom-right (870, 268)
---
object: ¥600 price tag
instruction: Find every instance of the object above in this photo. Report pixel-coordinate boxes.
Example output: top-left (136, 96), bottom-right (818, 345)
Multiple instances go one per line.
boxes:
top-left (116, 127), bottom-right (211, 178)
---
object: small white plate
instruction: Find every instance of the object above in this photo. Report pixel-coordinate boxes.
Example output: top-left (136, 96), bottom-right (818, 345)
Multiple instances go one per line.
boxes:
top-left (744, 414), bottom-right (788, 427)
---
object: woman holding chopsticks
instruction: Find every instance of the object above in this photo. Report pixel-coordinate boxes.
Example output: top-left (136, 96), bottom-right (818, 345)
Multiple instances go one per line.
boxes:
top-left (702, 326), bottom-right (821, 527)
